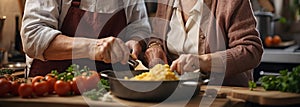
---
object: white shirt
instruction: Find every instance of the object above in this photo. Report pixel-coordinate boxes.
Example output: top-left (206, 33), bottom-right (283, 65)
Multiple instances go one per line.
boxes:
top-left (21, 0), bottom-right (150, 70)
top-left (167, 0), bottom-right (203, 56)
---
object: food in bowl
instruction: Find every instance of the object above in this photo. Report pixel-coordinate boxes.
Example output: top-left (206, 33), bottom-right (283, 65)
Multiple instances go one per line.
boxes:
top-left (126, 64), bottom-right (179, 81)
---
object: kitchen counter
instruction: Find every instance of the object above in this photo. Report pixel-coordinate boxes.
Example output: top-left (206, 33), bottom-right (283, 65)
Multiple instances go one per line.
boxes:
top-left (262, 44), bottom-right (300, 63)
top-left (0, 86), bottom-right (238, 107)
top-left (0, 95), bottom-right (231, 107)
top-left (1, 85), bottom-right (299, 107)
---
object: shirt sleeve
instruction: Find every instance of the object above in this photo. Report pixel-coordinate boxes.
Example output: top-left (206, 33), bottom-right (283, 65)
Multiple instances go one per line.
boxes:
top-left (21, 0), bottom-right (62, 61)
top-left (121, 0), bottom-right (151, 46)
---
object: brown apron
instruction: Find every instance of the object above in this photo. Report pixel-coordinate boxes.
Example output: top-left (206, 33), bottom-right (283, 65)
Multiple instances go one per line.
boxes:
top-left (29, 0), bottom-right (127, 76)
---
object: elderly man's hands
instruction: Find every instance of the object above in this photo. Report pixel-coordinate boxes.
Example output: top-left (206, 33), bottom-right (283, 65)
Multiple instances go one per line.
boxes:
top-left (125, 40), bottom-right (142, 60)
top-left (145, 45), bottom-right (168, 68)
top-left (89, 37), bottom-right (130, 64)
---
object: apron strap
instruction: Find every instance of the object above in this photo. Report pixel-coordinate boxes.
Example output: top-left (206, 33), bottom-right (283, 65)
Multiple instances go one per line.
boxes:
top-left (71, 0), bottom-right (81, 8)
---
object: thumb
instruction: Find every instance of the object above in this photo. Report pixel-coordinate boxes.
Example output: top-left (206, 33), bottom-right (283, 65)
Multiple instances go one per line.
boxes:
top-left (170, 61), bottom-right (177, 72)
top-left (131, 49), bottom-right (138, 60)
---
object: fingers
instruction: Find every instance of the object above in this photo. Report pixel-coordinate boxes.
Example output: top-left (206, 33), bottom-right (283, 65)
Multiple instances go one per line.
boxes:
top-left (183, 54), bottom-right (199, 72)
top-left (170, 59), bottom-right (178, 73)
top-left (171, 54), bottom-right (200, 74)
top-left (95, 37), bottom-right (129, 64)
top-left (110, 40), bottom-right (123, 64)
top-left (100, 42), bottom-right (112, 63)
top-left (171, 58), bottom-right (184, 74)
top-left (117, 39), bottom-right (130, 64)
top-left (131, 48), bottom-right (140, 60)
top-left (125, 40), bottom-right (141, 60)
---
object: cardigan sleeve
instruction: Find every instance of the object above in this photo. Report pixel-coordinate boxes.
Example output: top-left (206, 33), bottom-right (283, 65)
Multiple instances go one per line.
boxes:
top-left (219, 0), bottom-right (263, 77)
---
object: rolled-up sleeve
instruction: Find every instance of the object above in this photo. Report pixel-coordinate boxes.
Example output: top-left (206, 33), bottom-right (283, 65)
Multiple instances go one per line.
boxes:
top-left (21, 0), bottom-right (61, 61)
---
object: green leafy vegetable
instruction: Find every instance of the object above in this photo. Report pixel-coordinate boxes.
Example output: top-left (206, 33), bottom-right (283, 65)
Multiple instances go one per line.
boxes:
top-left (83, 79), bottom-right (110, 100)
top-left (0, 68), bottom-right (13, 75)
top-left (51, 64), bottom-right (91, 81)
top-left (98, 79), bottom-right (110, 91)
top-left (248, 80), bottom-right (257, 91)
top-left (259, 66), bottom-right (300, 93)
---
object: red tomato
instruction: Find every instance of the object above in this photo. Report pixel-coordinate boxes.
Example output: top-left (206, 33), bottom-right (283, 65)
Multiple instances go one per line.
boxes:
top-left (2, 74), bottom-right (13, 81)
top-left (10, 81), bottom-right (21, 96)
top-left (0, 78), bottom-right (12, 96)
top-left (264, 36), bottom-right (273, 47)
top-left (272, 35), bottom-right (282, 45)
top-left (33, 80), bottom-right (49, 96)
top-left (83, 71), bottom-right (100, 91)
top-left (18, 83), bottom-right (33, 98)
top-left (72, 76), bottom-right (85, 95)
top-left (31, 76), bottom-right (44, 85)
top-left (45, 75), bottom-right (56, 94)
top-left (54, 80), bottom-right (71, 96)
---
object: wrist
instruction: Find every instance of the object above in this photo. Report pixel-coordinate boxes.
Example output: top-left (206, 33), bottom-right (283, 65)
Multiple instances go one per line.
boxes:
top-left (74, 38), bottom-right (96, 59)
top-left (199, 54), bottom-right (211, 73)
top-left (148, 41), bottom-right (163, 49)
top-left (148, 42), bottom-right (161, 48)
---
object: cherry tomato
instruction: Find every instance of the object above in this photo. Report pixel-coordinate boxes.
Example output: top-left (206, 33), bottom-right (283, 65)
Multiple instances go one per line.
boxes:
top-left (72, 76), bottom-right (85, 95)
top-left (54, 80), bottom-right (71, 96)
top-left (272, 35), bottom-right (282, 45)
top-left (31, 76), bottom-right (44, 85)
top-left (33, 80), bottom-right (49, 96)
top-left (2, 74), bottom-right (13, 81)
top-left (45, 75), bottom-right (56, 94)
top-left (264, 36), bottom-right (273, 47)
top-left (18, 83), bottom-right (33, 98)
top-left (83, 71), bottom-right (100, 91)
top-left (10, 81), bottom-right (21, 96)
top-left (0, 78), bottom-right (12, 96)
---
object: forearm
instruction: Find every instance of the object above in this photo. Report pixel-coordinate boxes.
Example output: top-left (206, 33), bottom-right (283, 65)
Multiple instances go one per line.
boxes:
top-left (44, 35), bottom-right (94, 60)
top-left (200, 44), bottom-right (262, 77)
top-left (223, 0), bottom-right (263, 76)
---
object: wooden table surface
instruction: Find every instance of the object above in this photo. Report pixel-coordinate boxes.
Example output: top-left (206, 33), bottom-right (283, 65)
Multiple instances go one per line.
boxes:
top-left (3, 84), bottom-right (299, 107)
top-left (0, 86), bottom-right (234, 107)
top-left (0, 86), bottom-right (300, 107)
top-left (0, 93), bottom-right (231, 107)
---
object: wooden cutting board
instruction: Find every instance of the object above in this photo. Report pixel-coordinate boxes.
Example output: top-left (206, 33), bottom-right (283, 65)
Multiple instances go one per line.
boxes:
top-left (230, 87), bottom-right (300, 106)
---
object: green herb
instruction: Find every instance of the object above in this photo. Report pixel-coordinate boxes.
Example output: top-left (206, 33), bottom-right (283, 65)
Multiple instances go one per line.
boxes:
top-left (248, 80), bottom-right (257, 91)
top-left (279, 17), bottom-right (287, 24)
top-left (259, 66), bottom-right (300, 93)
top-left (51, 64), bottom-right (89, 81)
top-left (0, 68), bottom-right (13, 75)
top-left (51, 70), bottom-right (59, 76)
top-left (83, 79), bottom-right (110, 100)
top-left (66, 64), bottom-right (82, 77)
top-left (98, 79), bottom-right (110, 91)
top-left (83, 89), bottom-right (107, 100)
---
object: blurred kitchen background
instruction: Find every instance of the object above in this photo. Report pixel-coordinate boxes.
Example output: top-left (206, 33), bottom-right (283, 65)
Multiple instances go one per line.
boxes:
top-left (0, 0), bottom-right (25, 70)
top-left (250, 0), bottom-right (300, 82)
top-left (0, 0), bottom-right (300, 82)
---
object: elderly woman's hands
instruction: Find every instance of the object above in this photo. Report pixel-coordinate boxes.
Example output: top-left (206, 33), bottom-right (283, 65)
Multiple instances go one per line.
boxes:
top-left (170, 54), bottom-right (211, 74)
top-left (170, 54), bottom-right (201, 74)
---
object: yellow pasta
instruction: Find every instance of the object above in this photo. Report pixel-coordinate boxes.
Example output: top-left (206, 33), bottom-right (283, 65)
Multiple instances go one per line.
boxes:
top-left (128, 64), bottom-right (179, 81)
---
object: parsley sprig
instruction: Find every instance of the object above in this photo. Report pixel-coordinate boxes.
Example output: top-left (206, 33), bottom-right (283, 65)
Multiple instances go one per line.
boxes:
top-left (259, 66), bottom-right (300, 93)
